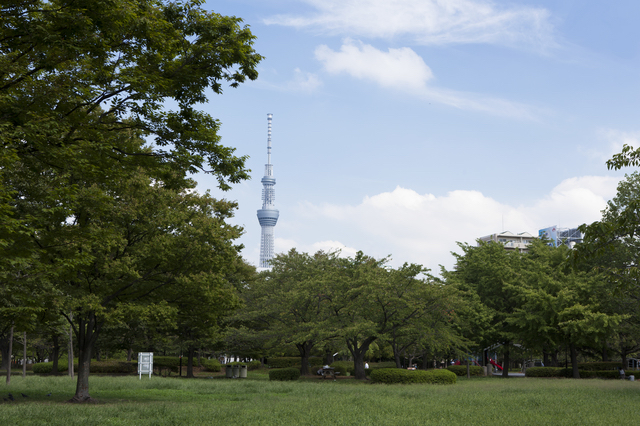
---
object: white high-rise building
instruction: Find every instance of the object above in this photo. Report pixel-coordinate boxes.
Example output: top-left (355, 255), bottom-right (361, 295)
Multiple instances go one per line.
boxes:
top-left (256, 114), bottom-right (279, 269)
top-left (478, 231), bottom-right (535, 252)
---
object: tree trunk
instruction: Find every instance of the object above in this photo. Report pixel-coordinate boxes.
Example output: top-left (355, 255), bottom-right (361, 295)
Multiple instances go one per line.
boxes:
top-left (0, 334), bottom-right (10, 371)
top-left (421, 353), bottom-right (430, 370)
top-left (51, 334), bottom-right (60, 374)
top-left (501, 343), bottom-right (510, 378)
top-left (69, 313), bottom-right (101, 403)
top-left (393, 347), bottom-right (402, 368)
top-left (296, 342), bottom-right (314, 376)
top-left (22, 332), bottom-right (27, 378)
top-left (551, 350), bottom-right (559, 367)
top-left (346, 336), bottom-right (375, 380)
top-left (127, 347), bottom-right (133, 362)
top-left (570, 343), bottom-right (580, 379)
top-left (186, 346), bottom-right (195, 378)
top-left (68, 318), bottom-right (74, 379)
top-left (620, 346), bottom-right (628, 372)
top-left (543, 349), bottom-right (549, 367)
top-left (6, 325), bottom-right (13, 385)
top-left (324, 350), bottom-right (334, 365)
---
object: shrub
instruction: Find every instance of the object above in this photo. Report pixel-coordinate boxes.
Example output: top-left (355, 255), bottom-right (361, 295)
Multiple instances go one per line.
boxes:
top-left (578, 362), bottom-right (623, 371)
top-left (330, 361), bottom-right (354, 376)
top-left (34, 360), bottom-right (137, 375)
top-left (267, 357), bottom-right (323, 369)
top-left (153, 356), bottom-right (181, 375)
top-left (446, 365), bottom-right (484, 376)
top-left (202, 359), bottom-right (222, 372)
top-left (526, 367), bottom-right (622, 379)
top-left (269, 367), bottom-right (300, 381)
top-left (246, 360), bottom-right (262, 370)
top-left (33, 362), bottom-right (68, 374)
top-left (370, 361), bottom-right (397, 368)
top-left (579, 370), bottom-right (620, 379)
top-left (267, 357), bottom-right (299, 368)
top-left (308, 357), bottom-right (323, 366)
top-left (370, 368), bottom-right (456, 384)
top-left (525, 367), bottom-right (564, 377)
top-left (91, 360), bottom-right (137, 374)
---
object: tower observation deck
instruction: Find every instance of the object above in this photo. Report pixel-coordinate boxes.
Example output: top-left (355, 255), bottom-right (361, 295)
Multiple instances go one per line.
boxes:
top-left (257, 113), bottom-right (279, 269)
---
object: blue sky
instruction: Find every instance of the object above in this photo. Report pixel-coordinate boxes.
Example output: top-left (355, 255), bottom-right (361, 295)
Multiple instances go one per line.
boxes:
top-left (195, 0), bottom-right (640, 273)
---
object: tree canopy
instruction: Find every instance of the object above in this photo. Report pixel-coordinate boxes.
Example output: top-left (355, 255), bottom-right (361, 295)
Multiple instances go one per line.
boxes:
top-left (1, 0), bottom-right (261, 401)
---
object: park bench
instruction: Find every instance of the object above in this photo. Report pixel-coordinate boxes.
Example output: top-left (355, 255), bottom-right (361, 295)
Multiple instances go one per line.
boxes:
top-left (320, 367), bottom-right (339, 380)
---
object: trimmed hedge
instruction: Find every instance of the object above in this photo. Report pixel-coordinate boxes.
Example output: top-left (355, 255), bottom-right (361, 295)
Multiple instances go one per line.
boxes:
top-left (153, 356), bottom-right (181, 374)
top-left (370, 361), bottom-right (397, 368)
top-left (268, 367), bottom-right (300, 381)
top-left (370, 368), bottom-right (456, 384)
top-left (447, 365), bottom-right (484, 376)
top-left (246, 360), bottom-right (263, 370)
top-left (33, 360), bottom-right (137, 374)
top-left (578, 362), bottom-right (623, 371)
top-left (33, 362), bottom-right (68, 374)
top-left (202, 359), bottom-right (221, 372)
top-left (330, 361), bottom-right (354, 376)
top-left (579, 370), bottom-right (620, 379)
top-left (526, 367), bottom-right (623, 379)
top-left (525, 367), bottom-right (563, 377)
top-left (268, 357), bottom-right (323, 368)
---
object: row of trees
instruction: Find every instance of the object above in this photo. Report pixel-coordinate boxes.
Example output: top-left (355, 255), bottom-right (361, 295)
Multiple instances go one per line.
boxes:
top-left (230, 250), bottom-right (460, 379)
top-left (228, 170), bottom-right (640, 380)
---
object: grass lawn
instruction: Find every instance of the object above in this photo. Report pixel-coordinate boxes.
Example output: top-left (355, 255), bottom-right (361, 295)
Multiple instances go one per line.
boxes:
top-left (0, 372), bottom-right (639, 425)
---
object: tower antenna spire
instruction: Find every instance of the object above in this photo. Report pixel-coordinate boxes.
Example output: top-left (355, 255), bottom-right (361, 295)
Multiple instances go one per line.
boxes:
top-left (257, 113), bottom-right (279, 269)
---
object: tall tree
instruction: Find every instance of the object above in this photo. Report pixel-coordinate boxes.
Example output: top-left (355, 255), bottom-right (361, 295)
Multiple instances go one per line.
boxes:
top-left (444, 241), bottom-right (521, 377)
top-left (330, 253), bottom-right (446, 380)
top-left (1, 0), bottom-right (261, 401)
top-left (510, 240), bottom-right (623, 378)
top-left (238, 250), bottom-right (339, 375)
top-left (573, 172), bottom-right (640, 368)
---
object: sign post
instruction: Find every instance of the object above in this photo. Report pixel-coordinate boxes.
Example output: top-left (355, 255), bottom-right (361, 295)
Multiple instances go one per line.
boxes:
top-left (138, 352), bottom-right (153, 379)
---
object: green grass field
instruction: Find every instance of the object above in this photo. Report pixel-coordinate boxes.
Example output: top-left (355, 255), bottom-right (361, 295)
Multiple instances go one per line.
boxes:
top-left (1, 372), bottom-right (639, 425)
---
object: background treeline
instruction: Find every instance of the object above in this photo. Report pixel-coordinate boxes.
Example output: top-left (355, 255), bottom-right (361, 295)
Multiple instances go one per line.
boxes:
top-left (5, 171), bottom-right (640, 383)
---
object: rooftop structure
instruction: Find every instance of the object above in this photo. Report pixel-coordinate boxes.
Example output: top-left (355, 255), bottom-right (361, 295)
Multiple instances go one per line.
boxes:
top-left (478, 231), bottom-right (536, 252)
top-left (539, 226), bottom-right (583, 248)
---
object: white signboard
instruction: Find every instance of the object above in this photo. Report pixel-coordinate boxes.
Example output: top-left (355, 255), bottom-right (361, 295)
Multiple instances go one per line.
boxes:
top-left (138, 352), bottom-right (153, 379)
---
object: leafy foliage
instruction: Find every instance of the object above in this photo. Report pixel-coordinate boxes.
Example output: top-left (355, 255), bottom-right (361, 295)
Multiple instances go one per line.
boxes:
top-left (446, 365), bottom-right (484, 376)
top-left (370, 368), bottom-right (457, 384)
top-left (268, 368), bottom-right (300, 381)
top-left (201, 359), bottom-right (222, 372)
top-left (1, 0), bottom-right (261, 401)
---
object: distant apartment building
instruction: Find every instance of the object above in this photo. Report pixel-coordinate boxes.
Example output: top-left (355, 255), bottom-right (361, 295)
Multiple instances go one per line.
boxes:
top-left (539, 226), bottom-right (583, 248)
top-left (478, 231), bottom-right (536, 252)
top-left (478, 227), bottom-right (583, 252)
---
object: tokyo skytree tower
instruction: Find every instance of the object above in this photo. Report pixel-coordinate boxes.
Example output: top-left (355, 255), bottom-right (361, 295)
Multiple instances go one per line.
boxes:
top-left (257, 113), bottom-right (279, 269)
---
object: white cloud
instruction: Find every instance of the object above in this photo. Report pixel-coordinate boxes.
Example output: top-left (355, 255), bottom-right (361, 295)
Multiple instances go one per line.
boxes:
top-left (315, 40), bottom-right (538, 119)
top-left (266, 0), bottom-right (557, 51)
top-left (593, 129), bottom-right (640, 163)
top-left (315, 40), bottom-right (433, 91)
top-left (275, 238), bottom-right (358, 258)
top-left (287, 68), bottom-right (322, 92)
top-left (293, 176), bottom-right (620, 273)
